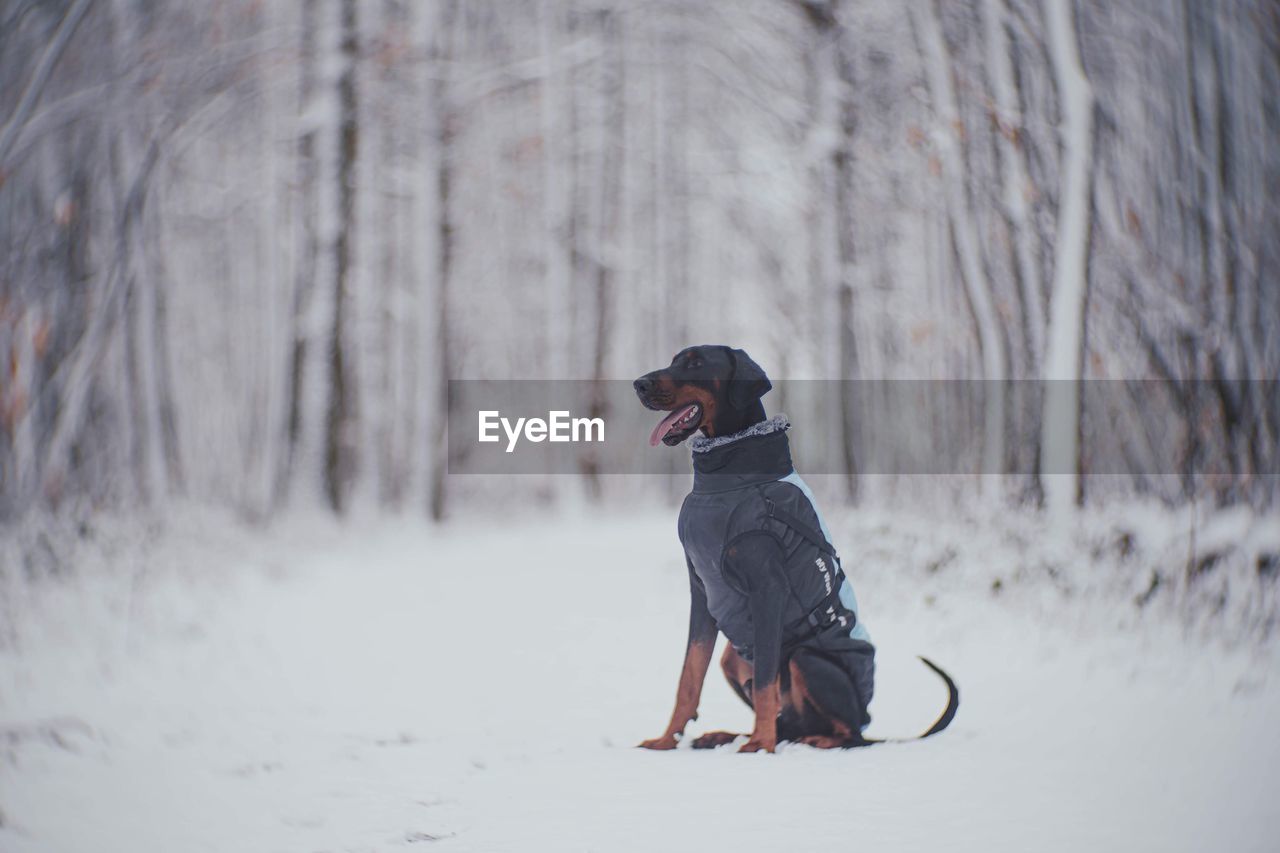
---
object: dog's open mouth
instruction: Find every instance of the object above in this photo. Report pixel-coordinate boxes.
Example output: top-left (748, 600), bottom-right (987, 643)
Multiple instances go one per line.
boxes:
top-left (649, 403), bottom-right (703, 447)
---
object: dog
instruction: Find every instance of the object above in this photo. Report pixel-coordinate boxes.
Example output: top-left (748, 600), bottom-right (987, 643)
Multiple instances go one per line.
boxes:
top-left (634, 345), bottom-right (958, 752)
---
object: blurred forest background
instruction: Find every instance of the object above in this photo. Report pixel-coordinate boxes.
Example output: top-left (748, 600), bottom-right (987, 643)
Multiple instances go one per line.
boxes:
top-left (1, 0), bottom-right (1277, 524)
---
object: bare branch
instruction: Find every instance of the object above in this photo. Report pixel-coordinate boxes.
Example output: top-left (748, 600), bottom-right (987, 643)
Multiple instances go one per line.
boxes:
top-left (0, 0), bottom-right (95, 178)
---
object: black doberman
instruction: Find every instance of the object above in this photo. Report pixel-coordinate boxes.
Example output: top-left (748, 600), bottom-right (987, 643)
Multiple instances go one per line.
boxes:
top-left (633, 345), bottom-right (770, 448)
top-left (634, 345), bottom-right (958, 753)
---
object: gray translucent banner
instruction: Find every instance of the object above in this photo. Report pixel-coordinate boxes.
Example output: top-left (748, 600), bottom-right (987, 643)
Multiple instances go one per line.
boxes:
top-left (446, 380), bottom-right (1279, 477)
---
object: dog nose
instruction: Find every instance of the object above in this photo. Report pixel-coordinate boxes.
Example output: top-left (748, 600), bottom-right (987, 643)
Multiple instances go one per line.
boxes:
top-left (634, 377), bottom-right (654, 395)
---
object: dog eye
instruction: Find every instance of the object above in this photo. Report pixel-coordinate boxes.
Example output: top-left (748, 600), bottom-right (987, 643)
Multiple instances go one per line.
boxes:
top-left (688, 358), bottom-right (703, 368)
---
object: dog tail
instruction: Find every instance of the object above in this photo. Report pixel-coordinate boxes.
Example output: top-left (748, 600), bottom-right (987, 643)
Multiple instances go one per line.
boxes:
top-left (915, 656), bottom-right (959, 738)
top-left (864, 656), bottom-right (959, 745)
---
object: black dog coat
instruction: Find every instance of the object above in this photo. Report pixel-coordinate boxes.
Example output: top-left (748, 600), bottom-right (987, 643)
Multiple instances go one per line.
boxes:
top-left (679, 415), bottom-right (876, 728)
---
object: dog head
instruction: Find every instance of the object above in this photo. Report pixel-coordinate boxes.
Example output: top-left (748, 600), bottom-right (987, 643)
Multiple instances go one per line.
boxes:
top-left (633, 345), bottom-right (772, 446)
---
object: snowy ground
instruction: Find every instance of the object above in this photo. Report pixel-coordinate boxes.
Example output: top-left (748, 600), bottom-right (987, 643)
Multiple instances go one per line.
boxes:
top-left (2, 504), bottom-right (1279, 853)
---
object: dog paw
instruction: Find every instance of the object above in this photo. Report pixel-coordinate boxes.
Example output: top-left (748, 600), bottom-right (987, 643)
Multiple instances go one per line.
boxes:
top-left (690, 731), bottom-right (742, 750)
top-left (637, 734), bottom-right (679, 750)
top-left (737, 737), bottom-right (776, 754)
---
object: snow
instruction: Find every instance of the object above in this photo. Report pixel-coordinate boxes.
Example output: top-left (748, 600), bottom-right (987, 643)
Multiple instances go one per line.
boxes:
top-left (3, 505), bottom-right (1279, 853)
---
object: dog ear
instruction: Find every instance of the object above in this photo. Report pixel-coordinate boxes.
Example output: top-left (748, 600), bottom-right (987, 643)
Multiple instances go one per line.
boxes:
top-left (726, 348), bottom-right (772, 410)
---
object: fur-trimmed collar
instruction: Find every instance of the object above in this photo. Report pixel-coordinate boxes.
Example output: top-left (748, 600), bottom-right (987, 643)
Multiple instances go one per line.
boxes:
top-left (689, 413), bottom-right (790, 453)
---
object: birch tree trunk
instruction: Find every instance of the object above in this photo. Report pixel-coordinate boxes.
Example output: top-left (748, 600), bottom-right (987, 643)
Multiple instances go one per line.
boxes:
top-left (984, 0), bottom-right (1045, 371)
top-left (833, 33), bottom-right (861, 504)
top-left (279, 0), bottom-right (322, 506)
top-left (797, 1), bottom-right (861, 500)
top-left (1039, 0), bottom-right (1096, 514)
top-left (913, 0), bottom-right (1009, 485)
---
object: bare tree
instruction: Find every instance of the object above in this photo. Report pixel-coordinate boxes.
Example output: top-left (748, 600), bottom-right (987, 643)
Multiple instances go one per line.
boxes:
top-left (0, 0), bottom-right (94, 175)
top-left (427, 0), bottom-right (459, 522)
top-left (279, 0), bottom-right (323, 506)
top-left (324, 0), bottom-right (360, 513)
top-left (1040, 0), bottom-right (1096, 514)
top-left (912, 0), bottom-right (1010, 485)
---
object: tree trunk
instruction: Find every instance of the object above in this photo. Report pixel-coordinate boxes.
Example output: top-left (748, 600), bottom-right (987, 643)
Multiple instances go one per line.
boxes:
top-left (278, 0), bottom-right (321, 506)
top-left (427, 0), bottom-right (459, 522)
top-left (324, 0), bottom-right (360, 514)
top-left (831, 23), bottom-right (862, 502)
top-left (1039, 0), bottom-right (1096, 514)
top-left (984, 0), bottom-right (1045, 371)
top-left (914, 0), bottom-right (1009, 486)
top-left (581, 8), bottom-right (625, 498)
top-left (540, 0), bottom-right (571, 379)
top-left (984, 0), bottom-right (1044, 497)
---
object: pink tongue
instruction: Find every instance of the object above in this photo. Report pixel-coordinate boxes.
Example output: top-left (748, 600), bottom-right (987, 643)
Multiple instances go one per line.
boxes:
top-left (649, 404), bottom-right (698, 447)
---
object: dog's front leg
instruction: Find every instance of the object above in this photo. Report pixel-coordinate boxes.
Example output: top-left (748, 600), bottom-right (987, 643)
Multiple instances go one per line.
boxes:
top-left (726, 534), bottom-right (788, 754)
top-left (638, 562), bottom-right (718, 750)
